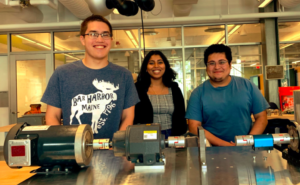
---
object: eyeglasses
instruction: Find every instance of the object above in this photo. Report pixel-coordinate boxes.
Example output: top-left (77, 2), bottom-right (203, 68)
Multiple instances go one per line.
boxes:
top-left (207, 60), bottom-right (228, 67)
top-left (83, 32), bottom-right (112, 40)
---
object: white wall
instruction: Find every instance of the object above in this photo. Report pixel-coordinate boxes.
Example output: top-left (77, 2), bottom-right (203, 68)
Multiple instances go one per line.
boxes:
top-left (0, 56), bottom-right (8, 146)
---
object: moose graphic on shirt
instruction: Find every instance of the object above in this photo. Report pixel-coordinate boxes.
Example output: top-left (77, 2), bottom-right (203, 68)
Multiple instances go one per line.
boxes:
top-left (70, 79), bottom-right (119, 133)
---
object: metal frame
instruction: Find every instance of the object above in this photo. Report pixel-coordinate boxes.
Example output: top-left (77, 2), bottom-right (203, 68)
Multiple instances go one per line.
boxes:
top-left (9, 54), bottom-right (52, 124)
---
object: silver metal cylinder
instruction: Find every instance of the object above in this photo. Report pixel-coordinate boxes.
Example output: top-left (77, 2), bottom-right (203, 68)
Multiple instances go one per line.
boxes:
top-left (235, 135), bottom-right (254, 146)
top-left (93, 139), bottom-right (110, 150)
top-left (272, 133), bottom-right (291, 144)
top-left (74, 124), bottom-right (94, 167)
top-left (167, 136), bottom-right (185, 148)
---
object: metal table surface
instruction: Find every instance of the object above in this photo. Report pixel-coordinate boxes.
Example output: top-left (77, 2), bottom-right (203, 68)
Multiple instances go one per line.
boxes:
top-left (19, 146), bottom-right (300, 185)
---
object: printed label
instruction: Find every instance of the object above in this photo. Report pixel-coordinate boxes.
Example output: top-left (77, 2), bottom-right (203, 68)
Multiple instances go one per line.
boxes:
top-left (143, 130), bottom-right (157, 140)
top-left (22, 125), bottom-right (50, 131)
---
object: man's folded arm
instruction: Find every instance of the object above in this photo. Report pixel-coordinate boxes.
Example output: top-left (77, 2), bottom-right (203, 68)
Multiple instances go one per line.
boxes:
top-left (188, 119), bottom-right (235, 146)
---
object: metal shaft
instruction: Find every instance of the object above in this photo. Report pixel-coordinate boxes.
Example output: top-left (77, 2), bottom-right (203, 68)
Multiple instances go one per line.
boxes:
top-left (235, 133), bottom-right (292, 146)
top-left (235, 135), bottom-right (254, 146)
top-left (93, 139), bottom-right (110, 150)
top-left (167, 136), bottom-right (185, 148)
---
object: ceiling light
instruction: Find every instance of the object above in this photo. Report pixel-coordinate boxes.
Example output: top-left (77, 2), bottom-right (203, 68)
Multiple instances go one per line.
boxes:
top-left (166, 28), bottom-right (171, 41)
top-left (131, 40), bottom-right (138, 47)
top-left (141, 51), bottom-right (144, 58)
top-left (141, 29), bottom-right (158, 35)
top-left (171, 49), bottom-right (176, 55)
top-left (125, 30), bottom-right (139, 48)
top-left (125, 51), bottom-right (130, 57)
top-left (125, 30), bottom-right (134, 40)
top-left (16, 35), bottom-right (52, 50)
top-left (280, 43), bottom-right (293, 49)
top-left (228, 25), bottom-right (241, 35)
top-left (250, 63), bottom-right (257, 66)
top-left (278, 23), bottom-right (291, 29)
top-left (236, 59), bottom-right (241, 64)
top-left (204, 26), bottom-right (224, 33)
top-left (36, 43), bottom-right (51, 49)
top-left (258, 0), bottom-right (273, 8)
top-left (218, 38), bottom-right (225, 44)
top-left (292, 61), bottom-right (300, 64)
top-left (64, 54), bottom-right (80, 60)
top-left (217, 25), bottom-right (241, 44)
top-left (113, 9), bottom-right (120, 14)
top-left (16, 35), bottom-right (36, 43)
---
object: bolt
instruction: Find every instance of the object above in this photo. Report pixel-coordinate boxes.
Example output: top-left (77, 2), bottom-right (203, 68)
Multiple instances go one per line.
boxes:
top-left (65, 168), bottom-right (69, 172)
top-left (46, 169), bottom-right (49, 172)
top-left (268, 150), bottom-right (271, 153)
top-left (148, 160), bottom-right (153, 163)
top-left (264, 157), bottom-right (267, 161)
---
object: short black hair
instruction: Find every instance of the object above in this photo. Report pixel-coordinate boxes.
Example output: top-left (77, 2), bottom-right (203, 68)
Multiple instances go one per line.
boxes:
top-left (204, 44), bottom-right (232, 66)
top-left (80, 15), bottom-right (113, 36)
top-left (137, 50), bottom-right (177, 88)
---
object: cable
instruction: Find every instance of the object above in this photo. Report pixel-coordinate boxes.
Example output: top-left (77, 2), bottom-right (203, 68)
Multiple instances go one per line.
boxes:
top-left (151, 0), bottom-right (162, 16)
top-left (141, 9), bottom-right (146, 56)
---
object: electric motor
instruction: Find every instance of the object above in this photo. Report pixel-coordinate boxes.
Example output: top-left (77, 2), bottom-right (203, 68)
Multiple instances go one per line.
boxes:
top-left (4, 123), bottom-right (94, 168)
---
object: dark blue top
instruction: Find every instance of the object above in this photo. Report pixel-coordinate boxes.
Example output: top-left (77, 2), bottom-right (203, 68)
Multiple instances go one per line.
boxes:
top-left (41, 60), bottom-right (139, 139)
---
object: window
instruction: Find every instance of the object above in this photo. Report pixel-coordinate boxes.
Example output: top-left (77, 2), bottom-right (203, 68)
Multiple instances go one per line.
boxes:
top-left (279, 22), bottom-right (300, 42)
top-left (0, 34), bottom-right (7, 53)
top-left (228, 24), bottom-right (261, 43)
top-left (11, 33), bottom-right (51, 52)
top-left (184, 25), bottom-right (225, 45)
top-left (55, 52), bottom-right (84, 69)
top-left (141, 28), bottom-right (182, 48)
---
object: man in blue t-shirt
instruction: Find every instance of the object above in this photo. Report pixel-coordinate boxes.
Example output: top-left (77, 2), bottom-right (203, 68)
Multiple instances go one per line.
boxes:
top-left (186, 44), bottom-right (269, 146)
top-left (41, 15), bottom-right (139, 139)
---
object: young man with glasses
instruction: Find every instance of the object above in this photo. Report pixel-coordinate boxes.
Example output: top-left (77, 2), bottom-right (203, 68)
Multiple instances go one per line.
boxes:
top-left (186, 44), bottom-right (269, 146)
top-left (41, 15), bottom-right (139, 139)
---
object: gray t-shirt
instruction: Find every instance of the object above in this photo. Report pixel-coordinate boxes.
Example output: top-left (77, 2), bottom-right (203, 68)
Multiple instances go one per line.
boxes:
top-left (41, 60), bottom-right (139, 139)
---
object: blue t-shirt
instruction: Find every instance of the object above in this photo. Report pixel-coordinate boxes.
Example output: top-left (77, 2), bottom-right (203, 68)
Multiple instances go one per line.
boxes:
top-left (185, 76), bottom-right (269, 142)
top-left (41, 60), bottom-right (139, 139)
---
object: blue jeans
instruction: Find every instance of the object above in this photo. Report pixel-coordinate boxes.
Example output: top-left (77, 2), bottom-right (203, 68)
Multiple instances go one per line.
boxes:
top-left (161, 129), bottom-right (172, 139)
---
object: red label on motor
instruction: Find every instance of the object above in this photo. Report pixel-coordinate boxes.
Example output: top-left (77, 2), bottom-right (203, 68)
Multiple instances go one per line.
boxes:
top-left (11, 146), bottom-right (25, 157)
